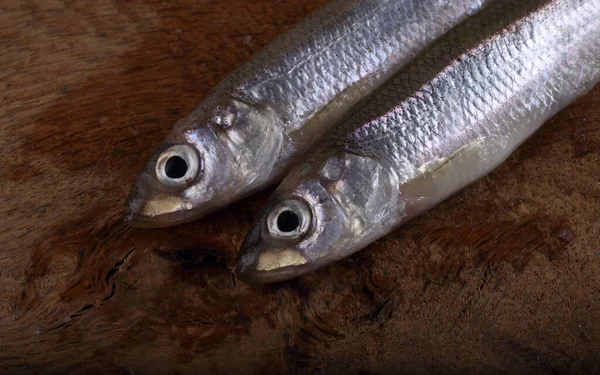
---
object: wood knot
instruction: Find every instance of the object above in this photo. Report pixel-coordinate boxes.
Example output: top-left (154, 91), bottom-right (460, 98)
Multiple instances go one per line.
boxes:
top-left (47, 252), bottom-right (80, 275)
top-left (363, 269), bottom-right (395, 302)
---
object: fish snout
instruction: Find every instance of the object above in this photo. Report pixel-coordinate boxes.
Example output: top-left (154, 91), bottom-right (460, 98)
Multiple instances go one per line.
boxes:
top-left (123, 196), bottom-right (154, 228)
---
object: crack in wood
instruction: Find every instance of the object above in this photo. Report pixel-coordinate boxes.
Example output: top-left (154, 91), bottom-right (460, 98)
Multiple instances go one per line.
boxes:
top-left (37, 248), bottom-right (135, 336)
top-left (104, 248), bottom-right (135, 284)
top-left (155, 310), bottom-right (215, 326)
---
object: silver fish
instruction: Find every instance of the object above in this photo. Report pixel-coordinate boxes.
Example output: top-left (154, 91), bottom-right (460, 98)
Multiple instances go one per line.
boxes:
top-left (236, 0), bottom-right (600, 283)
top-left (125, 0), bottom-right (491, 227)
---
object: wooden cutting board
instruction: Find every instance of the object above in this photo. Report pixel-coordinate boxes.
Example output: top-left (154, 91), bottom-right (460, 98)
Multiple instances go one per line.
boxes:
top-left (1, 0), bottom-right (598, 373)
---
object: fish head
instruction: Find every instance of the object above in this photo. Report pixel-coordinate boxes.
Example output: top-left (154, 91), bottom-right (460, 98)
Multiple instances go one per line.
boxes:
top-left (125, 97), bottom-right (283, 228)
top-left (236, 148), bottom-right (402, 283)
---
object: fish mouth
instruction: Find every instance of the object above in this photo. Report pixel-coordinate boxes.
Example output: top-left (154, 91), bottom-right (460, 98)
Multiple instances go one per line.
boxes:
top-left (123, 194), bottom-right (197, 229)
top-left (235, 246), bottom-right (312, 284)
top-left (123, 207), bottom-right (163, 229)
top-left (123, 200), bottom-right (163, 229)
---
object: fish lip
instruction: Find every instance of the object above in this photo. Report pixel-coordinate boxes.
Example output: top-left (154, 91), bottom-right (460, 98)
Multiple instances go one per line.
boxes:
top-left (123, 212), bottom-right (161, 229)
top-left (234, 247), bottom-right (312, 284)
top-left (123, 208), bottom-right (201, 229)
top-left (123, 199), bottom-right (196, 229)
top-left (123, 205), bottom-right (160, 229)
top-left (235, 263), bottom-right (304, 284)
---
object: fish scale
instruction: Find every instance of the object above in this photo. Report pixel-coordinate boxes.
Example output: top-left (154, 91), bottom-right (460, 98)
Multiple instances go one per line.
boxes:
top-left (237, 0), bottom-right (488, 129)
top-left (236, 0), bottom-right (600, 283)
top-left (127, 0), bottom-right (492, 228)
top-left (341, 0), bottom-right (600, 170)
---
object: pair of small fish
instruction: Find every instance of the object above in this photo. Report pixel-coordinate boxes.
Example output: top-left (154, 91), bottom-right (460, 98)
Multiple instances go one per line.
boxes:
top-left (125, 0), bottom-right (600, 283)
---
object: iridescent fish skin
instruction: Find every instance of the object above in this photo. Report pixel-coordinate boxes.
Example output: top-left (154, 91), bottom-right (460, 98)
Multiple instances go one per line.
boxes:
top-left (125, 0), bottom-right (491, 228)
top-left (236, 0), bottom-right (600, 283)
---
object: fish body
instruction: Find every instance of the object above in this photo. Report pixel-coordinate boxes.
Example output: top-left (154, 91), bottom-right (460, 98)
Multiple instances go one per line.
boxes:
top-left (236, 0), bottom-right (600, 283)
top-left (125, 0), bottom-right (491, 227)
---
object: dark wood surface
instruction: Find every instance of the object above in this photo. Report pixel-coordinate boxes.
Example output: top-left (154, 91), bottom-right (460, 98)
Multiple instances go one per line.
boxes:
top-left (1, 1), bottom-right (599, 373)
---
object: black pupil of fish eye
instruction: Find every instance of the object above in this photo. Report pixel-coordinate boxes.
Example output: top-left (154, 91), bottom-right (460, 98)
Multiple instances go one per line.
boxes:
top-left (165, 156), bottom-right (188, 179)
top-left (277, 210), bottom-right (300, 233)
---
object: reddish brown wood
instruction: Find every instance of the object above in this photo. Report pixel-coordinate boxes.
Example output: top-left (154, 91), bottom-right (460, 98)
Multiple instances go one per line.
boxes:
top-left (1, 1), bottom-right (599, 373)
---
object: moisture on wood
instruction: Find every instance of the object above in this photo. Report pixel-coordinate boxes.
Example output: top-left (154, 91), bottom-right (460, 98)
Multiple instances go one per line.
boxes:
top-left (1, 0), bottom-right (599, 374)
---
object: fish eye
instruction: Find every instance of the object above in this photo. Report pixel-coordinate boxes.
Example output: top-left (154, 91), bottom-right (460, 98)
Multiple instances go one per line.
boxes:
top-left (266, 199), bottom-right (312, 240)
top-left (155, 144), bottom-right (200, 188)
top-left (277, 210), bottom-right (300, 232)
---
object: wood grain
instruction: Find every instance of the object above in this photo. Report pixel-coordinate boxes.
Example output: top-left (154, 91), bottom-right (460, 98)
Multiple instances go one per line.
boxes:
top-left (1, 0), bottom-right (599, 374)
